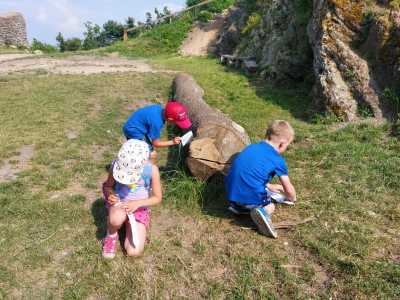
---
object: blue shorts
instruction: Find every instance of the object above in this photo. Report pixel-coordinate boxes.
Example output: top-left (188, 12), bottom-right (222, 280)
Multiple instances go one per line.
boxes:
top-left (230, 196), bottom-right (274, 213)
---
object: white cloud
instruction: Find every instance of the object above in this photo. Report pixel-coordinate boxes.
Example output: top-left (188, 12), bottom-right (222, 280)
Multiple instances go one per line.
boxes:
top-left (36, 6), bottom-right (48, 23)
top-left (57, 16), bottom-right (83, 33)
top-left (48, 0), bottom-right (71, 15)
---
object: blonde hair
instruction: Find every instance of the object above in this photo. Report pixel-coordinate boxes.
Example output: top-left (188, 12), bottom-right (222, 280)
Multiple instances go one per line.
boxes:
top-left (265, 120), bottom-right (294, 143)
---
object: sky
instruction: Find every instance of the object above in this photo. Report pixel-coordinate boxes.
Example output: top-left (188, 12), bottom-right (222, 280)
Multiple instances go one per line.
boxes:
top-left (0, 0), bottom-right (187, 45)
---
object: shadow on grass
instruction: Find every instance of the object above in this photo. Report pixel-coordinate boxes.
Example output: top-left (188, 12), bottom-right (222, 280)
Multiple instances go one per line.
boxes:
top-left (91, 193), bottom-right (129, 254)
top-left (226, 66), bottom-right (312, 121)
top-left (91, 197), bottom-right (109, 240)
top-left (161, 123), bottom-right (258, 231)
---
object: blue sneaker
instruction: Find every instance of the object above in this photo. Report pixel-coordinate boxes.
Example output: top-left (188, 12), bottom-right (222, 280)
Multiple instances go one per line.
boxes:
top-left (250, 208), bottom-right (278, 238)
top-left (228, 203), bottom-right (251, 215)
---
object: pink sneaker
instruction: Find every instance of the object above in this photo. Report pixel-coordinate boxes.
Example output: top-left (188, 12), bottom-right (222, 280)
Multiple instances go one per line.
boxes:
top-left (102, 233), bottom-right (118, 258)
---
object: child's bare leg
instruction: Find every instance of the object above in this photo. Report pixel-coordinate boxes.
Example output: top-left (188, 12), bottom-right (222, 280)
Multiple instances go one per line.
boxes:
top-left (263, 203), bottom-right (275, 215)
top-left (124, 221), bottom-right (146, 258)
top-left (107, 206), bottom-right (127, 234)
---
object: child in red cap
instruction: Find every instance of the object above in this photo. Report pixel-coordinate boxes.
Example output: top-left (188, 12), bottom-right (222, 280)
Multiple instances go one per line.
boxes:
top-left (123, 102), bottom-right (192, 160)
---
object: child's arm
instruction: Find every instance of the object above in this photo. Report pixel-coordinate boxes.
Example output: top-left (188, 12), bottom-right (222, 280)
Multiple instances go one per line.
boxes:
top-left (121, 165), bottom-right (162, 213)
top-left (266, 183), bottom-right (284, 193)
top-left (279, 175), bottom-right (297, 202)
top-left (152, 137), bottom-right (181, 148)
top-left (104, 166), bottom-right (121, 205)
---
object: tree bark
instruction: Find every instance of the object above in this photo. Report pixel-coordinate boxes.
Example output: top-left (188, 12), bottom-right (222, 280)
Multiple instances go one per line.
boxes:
top-left (172, 72), bottom-right (250, 180)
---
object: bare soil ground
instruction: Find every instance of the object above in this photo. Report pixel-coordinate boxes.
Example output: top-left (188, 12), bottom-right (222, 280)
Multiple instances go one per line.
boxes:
top-left (179, 18), bottom-right (225, 56)
top-left (0, 52), bottom-right (156, 75)
top-left (0, 17), bottom-right (224, 76)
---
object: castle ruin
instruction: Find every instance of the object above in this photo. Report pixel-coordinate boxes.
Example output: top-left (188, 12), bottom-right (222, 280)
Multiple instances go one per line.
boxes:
top-left (0, 12), bottom-right (30, 47)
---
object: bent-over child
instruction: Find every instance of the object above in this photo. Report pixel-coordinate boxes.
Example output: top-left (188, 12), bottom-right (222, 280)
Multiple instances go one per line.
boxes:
top-left (224, 120), bottom-right (296, 238)
top-left (123, 102), bottom-right (192, 160)
top-left (102, 139), bottom-right (162, 258)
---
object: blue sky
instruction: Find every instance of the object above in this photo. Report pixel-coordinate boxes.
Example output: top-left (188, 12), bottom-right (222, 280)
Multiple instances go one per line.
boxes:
top-left (0, 0), bottom-right (186, 45)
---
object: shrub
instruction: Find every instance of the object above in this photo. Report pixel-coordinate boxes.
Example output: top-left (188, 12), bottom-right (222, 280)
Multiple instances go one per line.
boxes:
top-left (242, 12), bottom-right (261, 34)
top-left (196, 11), bottom-right (214, 22)
top-left (383, 87), bottom-right (400, 110)
top-left (31, 39), bottom-right (59, 53)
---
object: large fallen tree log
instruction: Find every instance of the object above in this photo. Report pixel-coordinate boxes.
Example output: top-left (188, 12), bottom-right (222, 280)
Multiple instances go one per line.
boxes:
top-left (172, 73), bottom-right (251, 180)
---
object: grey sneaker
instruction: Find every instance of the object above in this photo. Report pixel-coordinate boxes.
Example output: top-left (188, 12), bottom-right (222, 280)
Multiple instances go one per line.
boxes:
top-left (250, 208), bottom-right (278, 238)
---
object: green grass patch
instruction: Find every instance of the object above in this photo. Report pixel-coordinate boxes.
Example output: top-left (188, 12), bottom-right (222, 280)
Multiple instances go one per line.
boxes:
top-left (0, 52), bottom-right (399, 299)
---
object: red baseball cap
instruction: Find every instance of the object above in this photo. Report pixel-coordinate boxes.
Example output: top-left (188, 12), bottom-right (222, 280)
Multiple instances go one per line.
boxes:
top-left (165, 102), bottom-right (192, 129)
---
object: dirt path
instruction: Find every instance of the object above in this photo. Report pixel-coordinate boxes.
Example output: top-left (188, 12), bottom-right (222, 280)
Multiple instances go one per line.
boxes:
top-left (0, 52), bottom-right (159, 75)
top-left (179, 18), bottom-right (224, 56)
top-left (0, 18), bottom-right (223, 75)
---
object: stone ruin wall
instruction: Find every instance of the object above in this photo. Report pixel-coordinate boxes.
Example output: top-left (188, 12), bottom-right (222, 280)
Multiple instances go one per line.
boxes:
top-left (0, 12), bottom-right (30, 47)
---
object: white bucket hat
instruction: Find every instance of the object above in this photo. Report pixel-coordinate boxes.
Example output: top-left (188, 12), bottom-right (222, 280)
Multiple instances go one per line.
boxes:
top-left (113, 139), bottom-right (149, 185)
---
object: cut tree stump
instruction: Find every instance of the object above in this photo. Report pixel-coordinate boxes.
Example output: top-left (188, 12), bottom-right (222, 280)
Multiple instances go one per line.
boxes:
top-left (172, 72), bottom-right (251, 180)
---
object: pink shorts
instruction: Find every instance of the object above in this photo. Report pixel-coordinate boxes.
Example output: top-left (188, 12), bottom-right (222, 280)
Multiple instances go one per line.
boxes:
top-left (102, 181), bottom-right (150, 229)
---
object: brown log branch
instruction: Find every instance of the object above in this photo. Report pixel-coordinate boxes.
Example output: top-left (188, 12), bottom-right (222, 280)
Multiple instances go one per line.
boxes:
top-left (172, 73), bottom-right (250, 180)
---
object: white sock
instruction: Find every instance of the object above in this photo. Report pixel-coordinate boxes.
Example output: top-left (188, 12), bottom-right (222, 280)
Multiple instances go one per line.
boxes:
top-left (107, 231), bottom-right (117, 237)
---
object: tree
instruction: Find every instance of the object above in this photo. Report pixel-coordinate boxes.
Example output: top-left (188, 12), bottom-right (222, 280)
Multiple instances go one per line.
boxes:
top-left (56, 32), bottom-right (66, 52)
top-left (163, 6), bottom-right (171, 16)
top-left (82, 21), bottom-right (103, 50)
top-left (65, 37), bottom-right (82, 51)
top-left (145, 12), bottom-right (153, 29)
top-left (125, 17), bottom-right (138, 38)
top-left (102, 20), bottom-right (124, 46)
top-left (125, 17), bottom-right (135, 29)
top-left (154, 7), bottom-right (162, 19)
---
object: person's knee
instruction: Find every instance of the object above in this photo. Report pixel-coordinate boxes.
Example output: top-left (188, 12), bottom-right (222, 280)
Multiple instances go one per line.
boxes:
top-left (126, 247), bottom-right (144, 258)
top-left (264, 203), bottom-right (275, 215)
top-left (108, 214), bottom-right (125, 227)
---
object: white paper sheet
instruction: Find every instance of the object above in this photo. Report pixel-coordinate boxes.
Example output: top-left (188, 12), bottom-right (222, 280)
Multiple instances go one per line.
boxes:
top-left (127, 213), bottom-right (140, 247)
top-left (265, 188), bottom-right (295, 205)
top-left (180, 131), bottom-right (193, 146)
top-left (114, 202), bottom-right (140, 247)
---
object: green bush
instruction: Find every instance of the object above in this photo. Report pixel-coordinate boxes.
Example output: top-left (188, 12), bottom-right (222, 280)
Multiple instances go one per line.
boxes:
top-left (101, 12), bottom-right (194, 58)
top-left (196, 10), bottom-right (214, 22)
top-left (383, 87), bottom-right (400, 110)
top-left (242, 12), bottom-right (261, 34)
top-left (31, 39), bottom-right (59, 53)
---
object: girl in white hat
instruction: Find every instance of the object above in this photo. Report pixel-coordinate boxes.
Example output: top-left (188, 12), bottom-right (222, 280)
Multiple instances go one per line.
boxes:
top-left (101, 139), bottom-right (162, 258)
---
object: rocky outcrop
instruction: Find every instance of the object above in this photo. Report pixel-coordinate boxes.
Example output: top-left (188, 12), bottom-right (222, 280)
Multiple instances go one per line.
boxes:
top-left (216, 0), bottom-right (399, 121)
top-left (214, 2), bottom-right (248, 56)
top-left (0, 12), bottom-right (30, 47)
top-left (306, 0), bottom-right (400, 121)
top-left (215, 0), bottom-right (313, 85)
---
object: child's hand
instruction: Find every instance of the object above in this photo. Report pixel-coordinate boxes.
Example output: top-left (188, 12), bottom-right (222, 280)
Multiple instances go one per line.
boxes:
top-left (172, 136), bottom-right (181, 145)
top-left (121, 201), bottom-right (141, 214)
top-left (284, 196), bottom-right (296, 203)
top-left (266, 183), bottom-right (284, 193)
top-left (108, 190), bottom-right (121, 206)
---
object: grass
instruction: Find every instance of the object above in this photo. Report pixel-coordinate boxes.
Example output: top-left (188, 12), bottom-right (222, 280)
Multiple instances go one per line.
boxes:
top-left (0, 52), bottom-right (399, 299)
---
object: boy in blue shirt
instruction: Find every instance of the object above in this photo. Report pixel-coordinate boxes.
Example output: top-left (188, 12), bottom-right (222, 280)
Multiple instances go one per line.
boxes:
top-left (224, 120), bottom-right (297, 238)
top-left (123, 102), bottom-right (192, 160)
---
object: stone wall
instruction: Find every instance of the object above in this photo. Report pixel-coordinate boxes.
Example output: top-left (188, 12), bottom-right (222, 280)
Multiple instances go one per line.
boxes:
top-left (0, 11), bottom-right (30, 47)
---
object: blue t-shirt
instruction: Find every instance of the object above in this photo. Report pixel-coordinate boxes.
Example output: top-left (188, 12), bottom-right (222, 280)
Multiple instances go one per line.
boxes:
top-left (224, 141), bottom-right (288, 205)
top-left (123, 105), bottom-right (165, 140)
